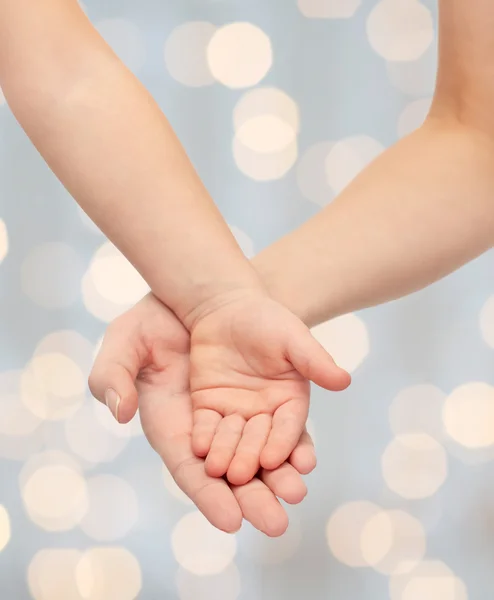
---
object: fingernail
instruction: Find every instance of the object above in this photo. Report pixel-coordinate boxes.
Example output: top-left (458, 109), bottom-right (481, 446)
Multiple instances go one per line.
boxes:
top-left (105, 388), bottom-right (121, 422)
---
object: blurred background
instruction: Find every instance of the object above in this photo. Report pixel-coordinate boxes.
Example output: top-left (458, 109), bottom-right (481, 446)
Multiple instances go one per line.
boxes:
top-left (1, 0), bottom-right (494, 598)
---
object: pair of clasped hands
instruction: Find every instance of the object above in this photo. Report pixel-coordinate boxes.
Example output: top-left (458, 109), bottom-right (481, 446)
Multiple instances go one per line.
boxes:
top-left (89, 289), bottom-right (350, 537)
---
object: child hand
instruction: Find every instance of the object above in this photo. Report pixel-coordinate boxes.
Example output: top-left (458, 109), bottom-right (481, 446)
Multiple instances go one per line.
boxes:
top-left (189, 291), bottom-right (351, 485)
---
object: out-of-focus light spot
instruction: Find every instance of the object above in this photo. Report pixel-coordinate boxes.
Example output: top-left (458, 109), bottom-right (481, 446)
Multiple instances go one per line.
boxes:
top-left (311, 313), bottom-right (370, 373)
top-left (326, 501), bottom-right (382, 567)
top-left (21, 353), bottom-right (86, 421)
top-left (443, 382), bottom-right (494, 448)
top-left (367, 0), bottom-right (434, 62)
top-left (28, 549), bottom-right (83, 600)
top-left (21, 457), bottom-right (88, 531)
top-left (390, 560), bottom-right (468, 600)
top-left (165, 22), bottom-right (216, 87)
top-left (0, 370), bottom-right (41, 436)
top-left (172, 511), bottom-right (237, 575)
top-left (65, 404), bottom-right (129, 465)
top-left (480, 295), bottom-right (494, 348)
top-left (298, 0), bottom-right (361, 18)
top-left (80, 475), bottom-right (139, 541)
top-left (0, 218), bottom-right (8, 263)
top-left (82, 242), bottom-right (149, 323)
top-left (362, 510), bottom-right (426, 575)
top-left (207, 23), bottom-right (272, 88)
top-left (382, 433), bottom-right (447, 499)
top-left (0, 506), bottom-right (11, 552)
top-left (75, 547), bottom-right (142, 600)
top-left (233, 137), bottom-right (298, 182)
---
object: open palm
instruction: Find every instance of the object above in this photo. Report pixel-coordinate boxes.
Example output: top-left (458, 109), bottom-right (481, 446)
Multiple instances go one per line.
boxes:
top-left (89, 294), bottom-right (319, 536)
top-left (190, 294), bottom-right (351, 486)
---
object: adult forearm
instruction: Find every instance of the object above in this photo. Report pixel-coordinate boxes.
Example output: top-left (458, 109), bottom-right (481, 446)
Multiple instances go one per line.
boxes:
top-left (254, 120), bottom-right (494, 327)
top-left (0, 0), bottom-right (261, 327)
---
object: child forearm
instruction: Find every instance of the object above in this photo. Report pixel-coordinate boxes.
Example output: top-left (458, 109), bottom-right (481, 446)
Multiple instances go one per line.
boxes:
top-left (0, 0), bottom-right (262, 328)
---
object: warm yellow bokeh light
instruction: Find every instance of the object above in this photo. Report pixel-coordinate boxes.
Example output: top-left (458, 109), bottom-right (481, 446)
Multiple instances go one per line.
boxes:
top-left (21, 353), bottom-right (86, 421)
top-left (362, 510), bottom-right (426, 575)
top-left (0, 218), bottom-right (8, 263)
top-left (443, 382), bottom-right (494, 448)
top-left (298, 0), bottom-right (361, 19)
top-left (367, 0), bottom-right (434, 61)
top-left (20, 454), bottom-right (88, 531)
top-left (0, 505), bottom-right (11, 552)
top-left (312, 313), bottom-right (370, 373)
top-left (76, 547), bottom-right (142, 600)
top-left (172, 511), bottom-right (237, 575)
top-left (233, 87), bottom-right (299, 133)
top-left (28, 549), bottom-right (82, 600)
top-left (382, 433), bottom-right (447, 499)
top-left (390, 560), bottom-right (468, 600)
top-left (233, 137), bottom-right (298, 182)
top-left (326, 501), bottom-right (381, 567)
top-left (207, 22), bottom-right (272, 88)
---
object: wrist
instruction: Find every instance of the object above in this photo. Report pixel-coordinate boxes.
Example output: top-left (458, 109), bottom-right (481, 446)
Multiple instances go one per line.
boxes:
top-left (176, 279), bottom-right (268, 332)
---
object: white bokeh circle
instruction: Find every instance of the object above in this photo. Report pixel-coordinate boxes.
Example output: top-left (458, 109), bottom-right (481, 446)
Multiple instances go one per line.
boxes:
top-left (21, 352), bottom-right (86, 421)
top-left (172, 511), bottom-right (237, 575)
top-left (367, 0), bottom-right (434, 62)
top-left (311, 313), bottom-right (370, 373)
top-left (233, 137), bottom-right (298, 181)
top-left (76, 547), bottom-right (142, 600)
top-left (0, 505), bottom-right (11, 552)
top-left (0, 218), bottom-right (8, 263)
top-left (362, 510), bottom-right (426, 575)
top-left (382, 433), bottom-right (448, 499)
top-left (326, 501), bottom-right (382, 567)
top-left (165, 22), bottom-right (216, 87)
top-left (21, 461), bottom-right (89, 531)
top-left (0, 370), bottom-right (41, 436)
top-left (298, 0), bottom-right (361, 19)
top-left (207, 23), bottom-right (272, 88)
top-left (28, 549), bottom-right (83, 600)
top-left (325, 135), bottom-right (384, 194)
top-left (390, 560), bottom-right (468, 600)
top-left (234, 87), bottom-right (299, 133)
top-left (443, 382), bottom-right (494, 448)
top-left (82, 242), bottom-right (149, 322)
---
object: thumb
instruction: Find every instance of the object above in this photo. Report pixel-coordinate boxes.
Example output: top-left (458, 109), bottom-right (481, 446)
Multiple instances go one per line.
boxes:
top-left (88, 326), bottom-right (140, 424)
top-left (286, 329), bottom-right (351, 391)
